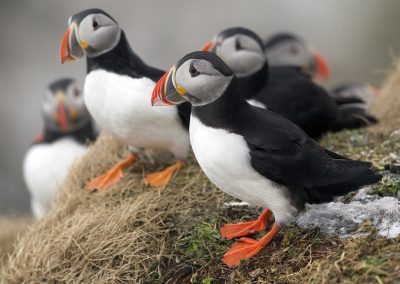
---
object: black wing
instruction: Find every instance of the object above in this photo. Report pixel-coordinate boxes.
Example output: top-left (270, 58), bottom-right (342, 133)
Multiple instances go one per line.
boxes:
top-left (240, 106), bottom-right (380, 202)
top-left (330, 96), bottom-right (366, 105)
top-left (254, 67), bottom-right (339, 139)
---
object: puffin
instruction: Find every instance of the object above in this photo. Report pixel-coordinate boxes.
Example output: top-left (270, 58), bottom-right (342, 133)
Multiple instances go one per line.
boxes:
top-left (330, 83), bottom-right (380, 124)
top-left (264, 32), bottom-right (330, 82)
top-left (23, 78), bottom-right (97, 219)
top-left (202, 27), bottom-right (377, 139)
top-left (60, 9), bottom-right (191, 190)
top-left (151, 51), bottom-right (381, 267)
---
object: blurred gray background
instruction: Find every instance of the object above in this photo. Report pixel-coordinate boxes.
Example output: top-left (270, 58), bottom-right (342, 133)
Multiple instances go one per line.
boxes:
top-left (0, 0), bottom-right (399, 215)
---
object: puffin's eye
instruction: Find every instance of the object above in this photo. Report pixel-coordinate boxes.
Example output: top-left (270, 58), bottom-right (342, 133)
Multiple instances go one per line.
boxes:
top-left (290, 45), bottom-right (299, 54)
top-left (73, 88), bottom-right (81, 98)
top-left (92, 18), bottom-right (100, 30)
top-left (189, 62), bottom-right (200, 78)
top-left (235, 38), bottom-right (242, 50)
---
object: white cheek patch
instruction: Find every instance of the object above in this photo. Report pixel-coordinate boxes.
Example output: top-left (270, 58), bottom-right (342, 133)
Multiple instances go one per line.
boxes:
top-left (267, 43), bottom-right (309, 68)
top-left (90, 26), bottom-right (120, 50)
top-left (79, 14), bottom-right (121, 57)
top-left (224, 51), bottom-right (265, 77)
top-left (175, 60), bottom-right (232, 106)
top-left (42, 101), bottom-right (53, 116)
top-left (218, 36), bottom-right (265, 77)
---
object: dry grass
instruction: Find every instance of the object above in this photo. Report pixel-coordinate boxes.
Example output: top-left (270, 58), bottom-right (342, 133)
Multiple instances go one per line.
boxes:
top-left (2, 61), bottom-right (400, 283)
top-left (1, 131), bottom-right (399, 283)
top-left (0, 134), bottom-right (230, 283)
top-left (371, 59), bottom-right (400, 133)
top-left (0, 217), bottom-right (31, 266)
top-left (305, 234), bottom-right (400, 284)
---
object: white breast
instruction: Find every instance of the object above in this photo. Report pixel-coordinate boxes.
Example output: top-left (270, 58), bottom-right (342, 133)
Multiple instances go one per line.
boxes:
top-left (23, 138), bottom-right (87, 219)
top-left (190, 116), bottom-right (297, 224)
top-left (84, 70), bottom-right (189, 159)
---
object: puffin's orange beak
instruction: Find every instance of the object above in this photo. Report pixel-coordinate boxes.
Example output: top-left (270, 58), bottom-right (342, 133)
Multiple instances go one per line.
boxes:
top-left (57, 96), bottom-right (68, 131)
top-left (312, 49), bottom-right (330, 81)
top-left (151, 68), bottom-right (187, 106)
top-left (152, 70), bottom-right (174, 106)
top-left (201, 41), bottom-right (214, 52)
top-left (60, 27), bottom-right (74, 64)
top-left (60, 23), bottom-right (84, 64)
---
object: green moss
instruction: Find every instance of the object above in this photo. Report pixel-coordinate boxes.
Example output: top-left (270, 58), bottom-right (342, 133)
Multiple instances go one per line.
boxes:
top-left (372, 175), bottom-right (400, 197)
top-left (322, 129), bottom-right (400, 171)
top-left (180, 220), bottom-right (228, 259)
top-left (320, 129), bottom-right (400, 198)
top-left (201, 276), bottom-right (214, 284)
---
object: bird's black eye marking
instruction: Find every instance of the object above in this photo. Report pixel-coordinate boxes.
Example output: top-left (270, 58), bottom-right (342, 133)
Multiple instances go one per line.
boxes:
top-left (92, 18), bottom-right (100, 31)
top-left (73, 88), bottom-right (80, 98)
top-left (290, 44), bottom-right (299, 55)
top-left (189, 62), bottom-right (200, 77)
top-left (235, 38), bottom-right (242, 51)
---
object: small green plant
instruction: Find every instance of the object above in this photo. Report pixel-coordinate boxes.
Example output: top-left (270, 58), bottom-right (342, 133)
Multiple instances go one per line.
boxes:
top-left (356, 256), bottom-right (388, 276)
top-left (202, 276), bottom-right (214, 284)
top-left (372, 176), bottom-right (400, 197)
top-left (183, 220), bottom-right (226, 257)
top-left (190, 273), bottom-right (214, 284)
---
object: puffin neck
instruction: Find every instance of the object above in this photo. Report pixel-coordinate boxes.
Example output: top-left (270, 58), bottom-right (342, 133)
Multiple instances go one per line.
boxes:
top-left (236, 62), bottom-right (269, 99)
top-left (86, 31), bottom-right (148, 79)
top-left (192, 79), bottom-right (248, 129)
top-left (40, 122), bottom-right (96, 145)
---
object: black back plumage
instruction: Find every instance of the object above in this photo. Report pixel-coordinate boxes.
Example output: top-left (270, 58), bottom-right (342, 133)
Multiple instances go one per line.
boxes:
top-left (247, 66), bottom-right (339, 139)
top-left (240, 64), bottom-right (376, 139)
top-left (86, 31), bottom-right (191, 129)
top-left (329, 84), bottom-right (378, 129)
top-left (193, 79), bottom-right (381, 207)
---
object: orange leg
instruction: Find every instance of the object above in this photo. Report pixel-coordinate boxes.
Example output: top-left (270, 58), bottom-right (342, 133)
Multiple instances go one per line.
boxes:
top-left (144, 160), bottom-right (184, 188)
top-left (222, 223), bottom-right (280, 267)
top-left (220, 209), bottom-right (272, 240)
top-left (85, 153), bottom-right (137, 192)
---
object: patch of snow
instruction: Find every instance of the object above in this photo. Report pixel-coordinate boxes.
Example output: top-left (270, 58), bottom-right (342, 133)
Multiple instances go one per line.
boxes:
top-left (296, 187), bottom-right (400, 238)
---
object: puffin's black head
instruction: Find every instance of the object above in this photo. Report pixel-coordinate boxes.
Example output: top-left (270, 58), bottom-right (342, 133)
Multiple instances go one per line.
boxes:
top-left (264, 32), bottom-right (330, 81)
top-left (60, 8), bottom-right (121, 63)
top-left (201, 27), bottom-right (266, 78)
top-left (42, 78), bottom-right (91, 133)
top-left (151, 51), bottom-right (234, 107)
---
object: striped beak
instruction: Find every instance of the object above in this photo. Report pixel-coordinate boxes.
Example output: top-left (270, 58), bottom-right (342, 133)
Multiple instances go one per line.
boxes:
top-left (60, 23), bottom-right (85, 64)
top-left (201, 40), bottom-right (215, 52)
top-left (56, 93), bottom-right (68, 131)
top-left (151, 67), bottom-right (187, 106)
top-left (310, 48), bottom-right (330, 81)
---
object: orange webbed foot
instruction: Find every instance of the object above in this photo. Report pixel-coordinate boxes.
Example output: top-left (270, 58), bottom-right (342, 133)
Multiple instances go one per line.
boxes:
top-left (85, 153), bottom-right (137, 192)
top-left (222, 223), bottom-right (280, 268)
top-left (220, 209), bottom-right (272, 239)
top-left (144, 160), bottom-right (184, 188)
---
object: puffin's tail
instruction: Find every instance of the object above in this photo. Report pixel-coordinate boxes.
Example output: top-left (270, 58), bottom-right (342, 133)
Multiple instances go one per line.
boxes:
top-left (305, 161), bottom-right (382, 204)
top-left (330, 107), bottom-right (378, 132)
